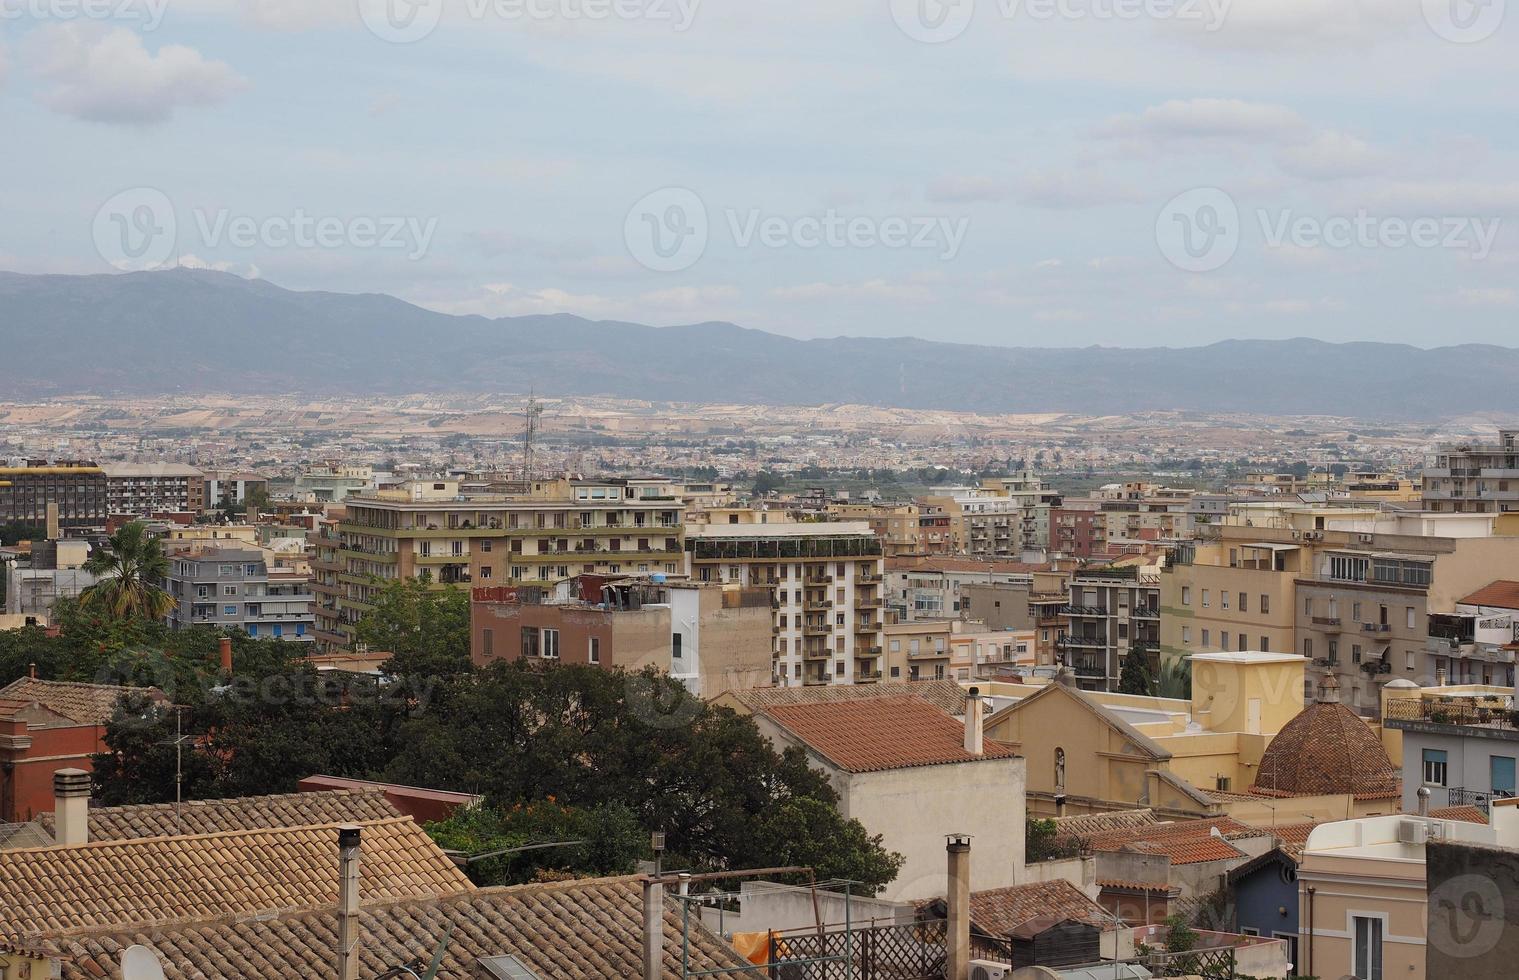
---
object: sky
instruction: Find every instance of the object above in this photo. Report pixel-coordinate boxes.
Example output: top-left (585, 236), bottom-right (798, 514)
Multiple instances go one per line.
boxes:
top-left (1, 0), bottom-right (1515, 348)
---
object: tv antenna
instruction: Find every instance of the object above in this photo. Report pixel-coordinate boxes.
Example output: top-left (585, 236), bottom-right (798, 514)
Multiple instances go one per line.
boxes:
top-left (521, 393), bottom-right (544, 482)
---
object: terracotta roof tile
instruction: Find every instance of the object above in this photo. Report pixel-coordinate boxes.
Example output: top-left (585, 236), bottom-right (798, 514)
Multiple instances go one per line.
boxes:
top-left (1459, 580), bottom-right (1519, 610)
top-left (1251, 697), bottom-right (1401, 799)
top-left (1080, 817), bottom-right (1256, 865)
top-left (1051, 809), bottom-right (1158, 843)
top-left (12, 877), bottom-right (746, 980)
top-left (1430, 805), bottom-right (1488, 824)
top-left (1096, 879), bottom-right (1177, 894)
top-left (733, 680), bottom-right (969, 717)
top-left (760, 696), bottom-right (1018, 773)
top-left (36, 789), bottom-right (402, 842)
top-left (0, 678), bottom-right (165, 725)
top-left (964, 880), bottom-right (1112, 934)
top-left (0, 817), bottom-right (471, 937)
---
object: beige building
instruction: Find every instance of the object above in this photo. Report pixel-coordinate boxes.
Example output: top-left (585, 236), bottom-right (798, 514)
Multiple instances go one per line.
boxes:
top-left (1060, 561), bottom-right (1161, 691)
top-left (333, 478), bottom-right (685, 649)
top-left (1161, 535), bottom-right (1300, 667)
top-left (1297, 800), bottom-right (1519, 980)
top-left (827, 501), bottom-right (921, 556)
top-left (959, 569), bottom-right (1071, 666)
top-left (685, 522), bottom-right (884, 687)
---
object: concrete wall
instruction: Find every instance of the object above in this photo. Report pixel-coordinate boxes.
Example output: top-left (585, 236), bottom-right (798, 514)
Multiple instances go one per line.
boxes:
top-left (700, 880), bottom-right (913, 937)
top-left (842, 758), bottom-right (1026, 902)
top-left (1426, 840), bottom-right (1519, 980)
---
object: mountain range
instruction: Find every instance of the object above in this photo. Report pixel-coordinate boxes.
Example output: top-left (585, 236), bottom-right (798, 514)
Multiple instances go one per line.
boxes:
top-left (2, 268), bottom-right (1516, 419)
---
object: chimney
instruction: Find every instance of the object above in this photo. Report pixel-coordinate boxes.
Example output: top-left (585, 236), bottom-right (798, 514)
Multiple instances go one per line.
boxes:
top-left (945, 835), bottom-right (972, 980)
top-left (963, 686), bottom-right (984, 756)
top-left (28, 662), bottom-right (37, 679)
top-left (642, 876), bottom-right (665, 980)
top-left (1417, 786), bottom-right (1431, 818)
top-left (53, 768), bottom-right (91, 846)
top-left (337, 825), bottom-right (362, 980)
top-left (219, 636), bottom-right (234, 675)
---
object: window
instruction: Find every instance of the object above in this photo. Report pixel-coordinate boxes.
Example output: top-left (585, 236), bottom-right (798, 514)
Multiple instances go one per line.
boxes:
top-left (1406, 606), bottom-right (1416, 630)
top-left (542, 628), bottom-right (560, 659)
top-left (1328, 640), bottom-right (1339, 664)
top-left (223, 585), bottom-right (238, 596)
top-left (589, 637), bottom-right (600, 664)
top-left (223, 605), bottom-right (237, 616)
top-left (480, 566), bottom-right (492, 579)
top-left (1305, 596), bottom-right (1314, 616)
top-left (521, 627), bottom-right (540, 659)
top-left (890, 666), bottom-right (901, 678)
top-left (1222, 631), bottom-right (1230, 649)
top-left (482, 629), bottom-right (494, 658)
top-left (1352, 644), bottom-right (1362, 664)
top-left (1182, 626), bottom-right (1192, 644)
top-left (1303, 638), bottom-right (1313, 659)
top-left (1423, 749), bottom-right (1448, 786)
top-left (1352, 601), bottom-right (1362, 621)
top-left (1260, 636), bottom-right (1269, 652)
top-left (1182, 586), bottom-right (1192, 606)
top-left (1260, 594), bottom-right (1269, 614)
top-left (1353, 915), bottom-right (1383, 980)
top-left (1238, 592), bottom-right (1247, 613)
top-left (481, 539), bottom-right (492, 552)
top-left (1238, 634), bottom-right (1247, 652)
top-left (1406, 649), bottom-right (1416, 670)
top-left (673, 633), bottom-right (683, 661)
top-left (1492, 756), bottom-right (1516, 797)
top-left (1202, 629), bottom-right (1211, 647)
top-left (1201, 589), bottom-right (1210, 608)
top-left (1221, 592), bottom-right (1229, 610)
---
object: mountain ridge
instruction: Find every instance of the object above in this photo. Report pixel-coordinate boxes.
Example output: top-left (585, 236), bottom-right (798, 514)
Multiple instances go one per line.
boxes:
top-left (2, 269), bottom-right (1516, 419)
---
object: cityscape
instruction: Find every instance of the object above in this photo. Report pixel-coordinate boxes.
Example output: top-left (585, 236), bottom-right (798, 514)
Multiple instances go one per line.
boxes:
top-left (2, 3), bottom-right (1517, 980)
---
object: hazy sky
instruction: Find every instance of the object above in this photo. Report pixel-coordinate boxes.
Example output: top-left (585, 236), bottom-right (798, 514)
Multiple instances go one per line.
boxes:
top-left (2, 1), bottom-right (1515, 347)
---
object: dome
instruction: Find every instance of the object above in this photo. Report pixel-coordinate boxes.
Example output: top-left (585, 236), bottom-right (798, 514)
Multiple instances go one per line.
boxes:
top-left (1250, 677), bottom-right (1400, 799)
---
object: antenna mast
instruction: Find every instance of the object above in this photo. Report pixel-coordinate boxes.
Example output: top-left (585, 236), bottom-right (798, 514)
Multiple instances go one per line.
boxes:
top-left (521, 393), bottom-right (544, 482)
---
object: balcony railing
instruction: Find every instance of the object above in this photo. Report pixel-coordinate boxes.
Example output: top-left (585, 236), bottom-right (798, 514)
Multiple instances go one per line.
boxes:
top-left (1383, 696), bottom-right (1519, 731)
top-left (1061, 604), bottom-right (1109, 616)
top-left (1448, 787), bottom-right (1518, 815)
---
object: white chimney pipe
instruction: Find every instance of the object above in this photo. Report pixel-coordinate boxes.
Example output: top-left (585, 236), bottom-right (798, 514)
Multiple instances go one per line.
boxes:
top-left (337, 825), bottom-right (362, 980)
top-left (53, 768), bottom-right (91, 846)
top-left (964, 686), bottom-right (984, 756)
top-left (643, 877), bottom-right (665, 980)
top-left (946, 835), bottom-right (972, 980)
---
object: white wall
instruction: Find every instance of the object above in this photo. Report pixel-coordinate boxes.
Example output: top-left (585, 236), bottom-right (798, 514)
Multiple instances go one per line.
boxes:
top-left (841, 758), bottom-right (1027, 902)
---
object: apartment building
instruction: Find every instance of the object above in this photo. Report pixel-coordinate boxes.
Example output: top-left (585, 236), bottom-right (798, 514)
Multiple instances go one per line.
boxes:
top-left (917, 488), bottom-right (1025, 557)
top-left (469, 578), bottom-right (772, 697)
top-left (915, 501), bottom-right (955, 555)
top-left (959, 567), bottom-right (1072, 666)
top-left (1422, 428), bottom-right (1519, 513)
top-left (980, 472), bottom-right (1063, 550)
top-left (101, 463), bottom-right (205, 516)
top-left (685, 522), bottom-right (884, 687)
top-left (201, 471), bottom-right (270, 511)
top-left (0, 463), bottom-right (108, 531)
top-left (163, 547), bottom-right (316, 642)
top-left (1160, 534), bottom-right (1300, 667)
top-left (332, 478), bottom-right (685, 649)
top-left (826, 501), bottom-right (920, 556)
top-left (1381, 679), bottom-right (1519, 816)
top-left (885, 556), bottom-right (1048, 622)
top-left (1059, 561), bottom-right (1162, 691)
top-left (2, 540), bottom-right (98, 618)
top-left (883, 619), bottom-right (952, 681)
top-left (293, 463), bottom-right (373, 503)
top-left (308, 514), bottom-right (347, 651)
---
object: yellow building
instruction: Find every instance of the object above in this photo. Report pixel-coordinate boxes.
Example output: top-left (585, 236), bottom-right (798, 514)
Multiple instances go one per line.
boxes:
top-left (1297, 799), bottom-right (1519, 980)
top-left (1160, 537), bottom-right (1301, 665)
top-left (826, 501), bottom-right (921, 556)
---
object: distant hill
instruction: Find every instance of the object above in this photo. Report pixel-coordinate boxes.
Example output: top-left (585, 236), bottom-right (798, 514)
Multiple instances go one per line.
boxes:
top-left (2, 268), bottom-right (1516, 418)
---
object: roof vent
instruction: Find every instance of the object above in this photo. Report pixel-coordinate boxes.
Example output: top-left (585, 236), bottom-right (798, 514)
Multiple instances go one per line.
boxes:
top-left (477, 954), bottom-right (544, 979)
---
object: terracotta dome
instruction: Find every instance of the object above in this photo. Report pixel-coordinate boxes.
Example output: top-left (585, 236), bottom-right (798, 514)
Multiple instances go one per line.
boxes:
top-left (1250, 677), bottom-right (1401, 799)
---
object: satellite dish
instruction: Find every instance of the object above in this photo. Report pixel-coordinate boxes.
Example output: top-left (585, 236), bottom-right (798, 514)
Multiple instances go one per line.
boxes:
top-left (122, 945), bottom-right (168, 980)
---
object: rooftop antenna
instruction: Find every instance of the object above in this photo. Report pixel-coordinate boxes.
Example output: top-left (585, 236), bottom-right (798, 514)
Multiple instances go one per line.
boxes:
top-left (522, 392), bottom-right (544, 482)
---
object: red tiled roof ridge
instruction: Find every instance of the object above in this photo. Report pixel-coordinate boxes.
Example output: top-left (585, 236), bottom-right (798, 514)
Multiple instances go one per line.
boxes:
top-left (761, 695), bottom-right (1018, 773)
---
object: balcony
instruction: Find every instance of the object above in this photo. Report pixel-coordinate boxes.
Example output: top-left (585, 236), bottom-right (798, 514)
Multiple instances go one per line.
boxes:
top-left (802, 623), bottom-right (831, 636)
top-left (857, 574), bottom-right (884, 585)
top-left (1131, 606), bottom-right (1160, 620)
top-left (1361, 623), bottom-right (1392, 634)
top-left (1069, 660), bottom-right (1106, 679)
top-left (1061, 604), bottom-right (1109, 617)
top-left (1056, 635), bottom-right (1106, 651)
top-left (803, 596), bottom-right (833, 610)
top-left (1448, 787), bottom-right (1518, 815)
top-left (1383, 696), bottom-right (1519, 735)
top-left (1312, 616), bottom-right (1342, 631)
top-left (856, 597), bottom-right (885, 610)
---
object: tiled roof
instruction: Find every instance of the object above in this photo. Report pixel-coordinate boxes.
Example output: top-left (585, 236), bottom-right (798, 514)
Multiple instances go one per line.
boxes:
top-left (1459, 580), bottom-right (1519, 610)
top-left (760, 696), bottom-right (1018, 773)
top-left (36, 789), bottom-right (402, 842)
top-left (0, 817), bottom-right (471, 937)
top-left (0, 678), bottom-right (163, 725)
top-left (1051, 809), bottom-right (1159, 846)
top-left (1430, 805), bottom-right (1488, 824)
top-left (732, 680), bottom-right (969, 717)
top-left (13, 877), bottom-right (747, 980)
top-left (965, 879), bottom-right (1112, 934)
top-left (1251, 697), bottom-right (1401, 800)
top-left (1236, 820), bottom-right (1323, 862)
top-left (1097, 879), bottom-right (1177, 894)
top-left (1080, 817), bottom-right (1257, 865)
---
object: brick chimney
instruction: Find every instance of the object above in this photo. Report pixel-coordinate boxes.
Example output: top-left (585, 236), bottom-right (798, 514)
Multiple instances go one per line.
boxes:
top-left (53, 768), bottom-right (91, 846)
top-left (642, 877), bottom-right (665, 980)
top-left (946, 835), bottom-right (972, 980)
top-left (963, 687), bottom-right (984, 756)
top-left (219, 636), bottom-right (234, 675)
top-left (337, 825), bottom-right (362, 980)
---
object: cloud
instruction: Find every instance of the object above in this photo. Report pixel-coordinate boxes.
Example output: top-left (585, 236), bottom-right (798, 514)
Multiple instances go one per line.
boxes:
top-left (1098, 98), bottom-right (1308, 144)
top-left (1453, 287), bottom-right (1518, 308)
top-left (1014, 170), bottom-right (1144, 210)
top-left (1276, 131), bottom-right (1387, 180)
top-left (27, 24), bottom-right (245, 125)
top-left (770, 279), bottom-right (937, 303)
top-left (926, 175), bottom-right (1008, 204)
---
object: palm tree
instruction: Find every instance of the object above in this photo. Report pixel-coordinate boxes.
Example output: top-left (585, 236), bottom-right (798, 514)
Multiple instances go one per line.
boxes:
top-left (1157, 658), bottom-right (1193, 700)
top-left (80, 521), bottom-right (176, 621)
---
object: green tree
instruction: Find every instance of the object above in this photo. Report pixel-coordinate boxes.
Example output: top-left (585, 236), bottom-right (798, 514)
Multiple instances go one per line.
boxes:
top-left (1025, 817), bottom-right (1082, 863)
top-left (355, 577), bottom-right (473, 679)
top-left (427, 799), bottom-right (646, 886)
top-left (0, 521), bottom-right (45, 546)
top-left (79, 522), bottom-right (175, 621)
top-left (1117, 651), bottom-right (1156, 696)
top-left (1157, 658), bottom-right (1192, 699)
top-left (751, 470), bottom-right (783, 496)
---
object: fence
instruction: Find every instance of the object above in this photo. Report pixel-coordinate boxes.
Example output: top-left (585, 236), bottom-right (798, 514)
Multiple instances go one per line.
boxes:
top-left (767, 921), bottom-right (948, 980)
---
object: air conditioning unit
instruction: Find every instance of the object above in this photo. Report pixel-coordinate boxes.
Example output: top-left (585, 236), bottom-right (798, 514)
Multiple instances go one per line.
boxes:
top-left (969, 962), bottom-right (1010, 980)
top-left (1397, 819), bottom-right (1430, 845)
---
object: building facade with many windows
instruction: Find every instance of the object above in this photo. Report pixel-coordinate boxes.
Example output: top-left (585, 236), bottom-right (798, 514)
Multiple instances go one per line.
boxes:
top-left (162, 547), bottom-right (315, 642)
top-left (685, 522), bottom-right (884, 687)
